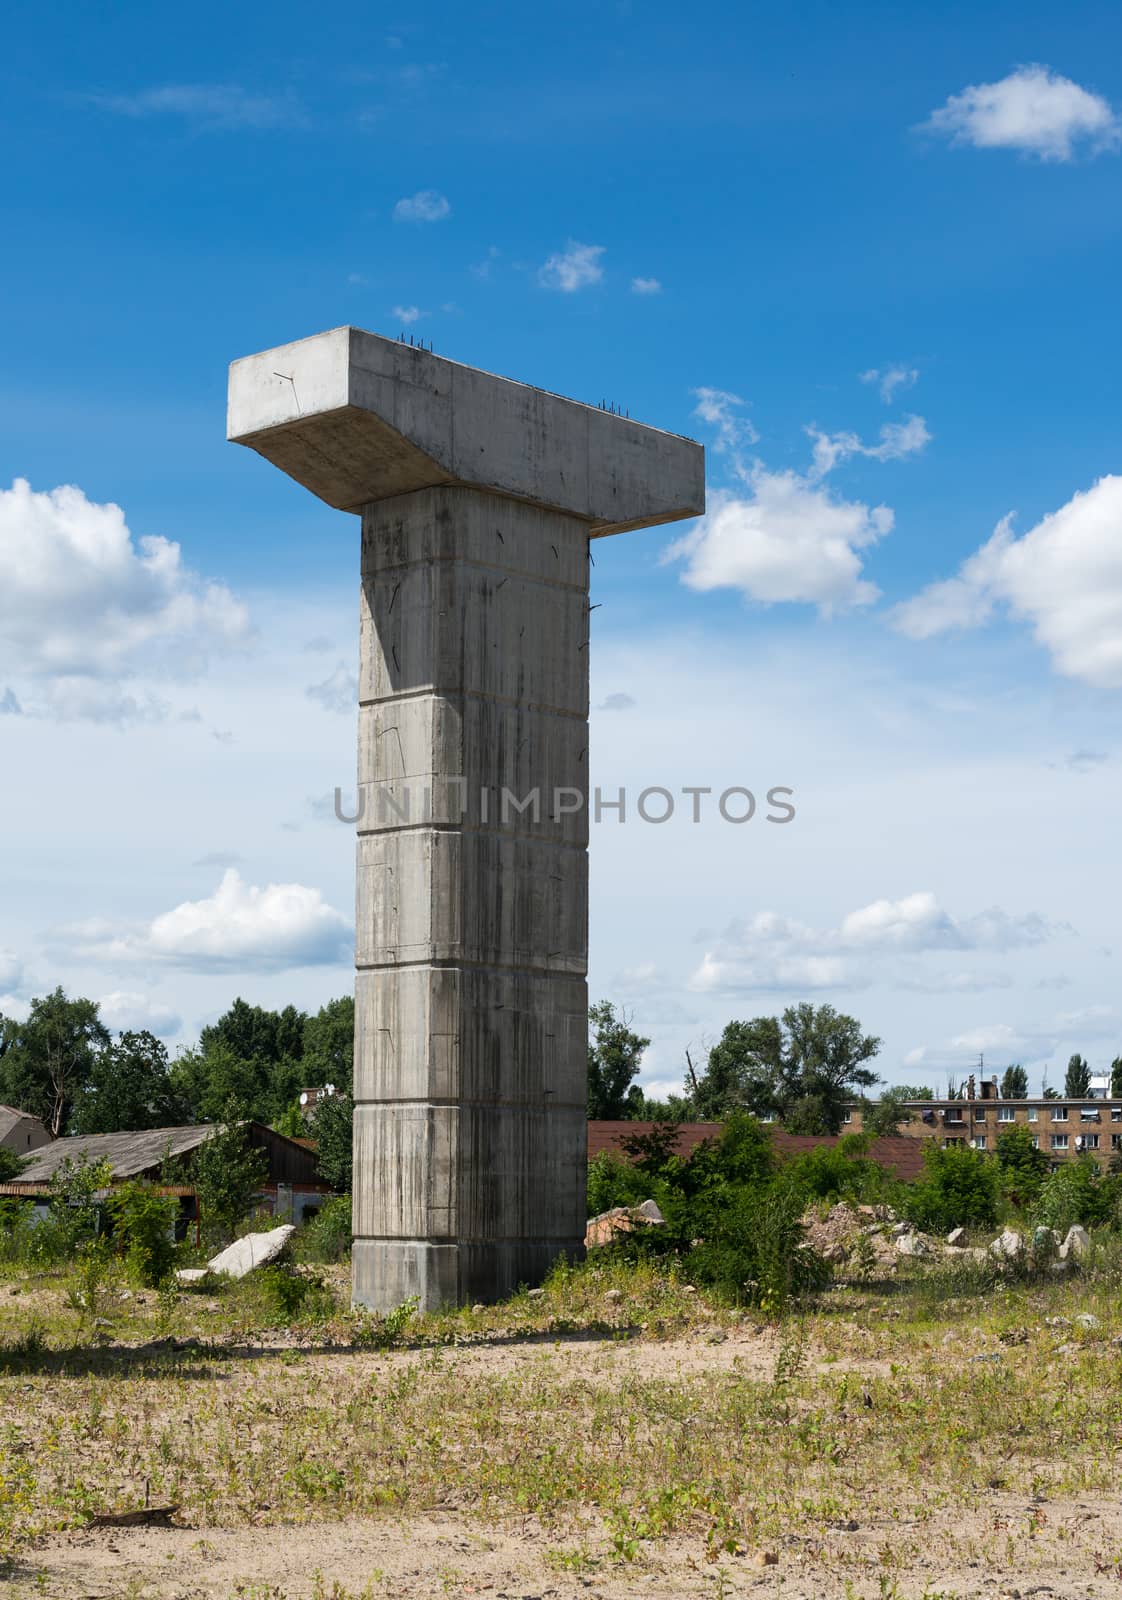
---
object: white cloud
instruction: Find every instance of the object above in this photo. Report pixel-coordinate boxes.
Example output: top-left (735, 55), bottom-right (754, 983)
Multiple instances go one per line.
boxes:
top-left (892, 476), bottom-right (1122, 687)
top-left (598, 692), bottom-right (636, 712)
top-left (806, 414), bottom-right (931, 477)
top-left (631, 276), bottom-right (662, 295)
top-left (0, 480), bottom-right (251, 713)
top-left (393, 189), bottom-right (450, 222)
top-left (97, 991), bottom-right (182, 1038)
top-left (391, 304), bottom-right (426, 325)
top-left (0, 687), bottom-right (20, 715)
top-left (665, 478), bottom-right (891, 614)
top-left (691, 388), bottom-right (759, 457)
top-left (0, 995), bottom-right (29, 1024)
top-left (87, 83), bottom-right (302, 131)
top-left (306, 664), bottom-right (357, 715)
top-left (56, 869), bottom-right (350, 973)
top-left (538, 241), bottom-right (605, 292)
top-left (860, 366), bottom-right (918, 404)
top-left (922, 65), bottom-right (1119, 161)
top-left (687, 892), bottom-right (1065, 996)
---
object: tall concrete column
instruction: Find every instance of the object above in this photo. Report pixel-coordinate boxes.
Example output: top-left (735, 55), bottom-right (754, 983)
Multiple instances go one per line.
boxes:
top-left (228, 328), bottom-right (704, 1310)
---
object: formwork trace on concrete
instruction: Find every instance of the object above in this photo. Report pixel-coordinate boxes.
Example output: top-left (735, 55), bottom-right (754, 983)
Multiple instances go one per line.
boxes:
top-left (228, 326), bottom-right (705, 1311)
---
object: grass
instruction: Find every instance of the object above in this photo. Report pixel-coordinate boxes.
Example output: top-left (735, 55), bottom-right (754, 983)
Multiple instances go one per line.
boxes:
top-left (3, 1244), bottom-right (1122, 1591)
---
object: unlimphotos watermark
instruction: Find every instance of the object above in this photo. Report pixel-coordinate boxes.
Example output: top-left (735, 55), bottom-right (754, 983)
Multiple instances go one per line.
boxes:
top-left (333, 783), bottom-right (796, 826)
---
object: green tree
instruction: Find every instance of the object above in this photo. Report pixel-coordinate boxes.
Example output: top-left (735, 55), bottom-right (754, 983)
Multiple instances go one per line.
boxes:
top-left (995, 1123), bottom-right (1048, 1205)
top-left (273, 1100), bottom-right (309, 1140)
top-left (691, 1005), bottom-right (880, 1134)
top-left (0, 989), bottom-right (110, 1136)
top-left (586, 1002), bottom-right (649, 1119)
top-left (188, 1113), bottom-right (269, 1243)
top-left (1064, 1054), bottom-right (1091, 1099)
top-left (311, 1091), bottom-right (353, 1192)
top-left (1110, 1057), bottom-right (1122, 1098)
top-left (72, 1031), bottom-right (189, 1134)
top-left (862, 1089), bottom-right (915, 1138)
top-left (107, 1182), bottom-right (179, 1286)
top-left (170, 999), bottom-right (310, 1125)
top-left (905, 1143), bottom-right (1001, 1234)
top-left (302, 996), bottom-right (354, 1093)
top-left (999, 1064), bottom-right (1029, 1099)
top-left (0, 1147), bottom-right (28, 1181)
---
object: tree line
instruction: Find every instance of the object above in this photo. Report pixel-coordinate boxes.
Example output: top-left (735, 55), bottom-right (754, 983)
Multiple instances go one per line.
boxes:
top-left (0, 990), bottom-right (354, 1191)
top-left (587, 1001), bottom-right (1122, 1134)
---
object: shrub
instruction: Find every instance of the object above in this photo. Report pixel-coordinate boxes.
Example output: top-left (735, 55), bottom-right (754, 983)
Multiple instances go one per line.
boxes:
top-left (782, 1134), bottom-right (902, 1209)
top-left (258, 1265), bottom-right (335, 1323)
top-left (297, 1193), bottom-right (353, 1263)
top-left (995, 1124), bottom-right (1049, 1209)
top-left (685, 1178), bottom-right (829, 1313)
top-left (107, 1181), bottom-right (180, 1286)
top-left (903, 1143), bottom-right (1002, 1234)
top-left (187, 1114), bottom-right (268, 1244)
top-left (1033, 1157), bottom-right (1121, 1234)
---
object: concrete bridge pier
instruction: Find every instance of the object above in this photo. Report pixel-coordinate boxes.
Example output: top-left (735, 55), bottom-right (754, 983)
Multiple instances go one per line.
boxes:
top-left (228, 327), bottom-right (704, 1310)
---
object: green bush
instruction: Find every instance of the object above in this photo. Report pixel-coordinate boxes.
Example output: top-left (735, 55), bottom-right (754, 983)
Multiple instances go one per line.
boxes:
top-left (107, 1181), bottom-right (180, 1286)
top-left (1033, 1157), bottom-right (1121, 1234)
top-left (782, 1134), bottom-right (902, 1209)
top-left (296, 1194), bottom-right (353, 1263)
top-left (258, 1265), bottom-right (334, 1323)
top-left (903, 1143), bottom-right (1002, 1234)
top-left (685, 1178), bottom-right (829, 1312)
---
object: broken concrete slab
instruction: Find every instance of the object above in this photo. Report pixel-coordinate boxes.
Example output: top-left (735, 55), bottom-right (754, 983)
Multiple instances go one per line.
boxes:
top-left (205, 1225), bottom-right (295, 1280)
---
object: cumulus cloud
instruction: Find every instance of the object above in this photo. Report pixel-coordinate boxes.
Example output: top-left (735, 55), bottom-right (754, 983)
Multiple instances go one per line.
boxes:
top-left (56, 870), bottom-right (350, 973)
top-left (859, 366), bottom-right (918, 404)
top-left (631, 277), bottom-right (662, 295)
top-left (97, 991), bottom-right (182, 1038)
top-left (0, 950), bottom-right (23, 993)
top-left (598, 692), bottom-right (637, 712)
top-left (671, 389), bottom-right (930, 613)
top-left (892, 476), bottom-right (1122, 687)
top-left (393, 189), bottom-right (450, 222)
top-left (539, 241), bottom-right (605, 292)
top-left (0, 481), bottom-right (251, 715)
top-left (687, 892), bottom-right (1065, 995)
top-left (392, 304), bottom-right (426, 324)
top-left (307, 664), bottom-right (358, 715)
top-left (87, 83), bottom-right (302, 131)
top-left (665, 478), bottom-right (891, 613)
top-left (921, 65), bottom-right (1119, 161)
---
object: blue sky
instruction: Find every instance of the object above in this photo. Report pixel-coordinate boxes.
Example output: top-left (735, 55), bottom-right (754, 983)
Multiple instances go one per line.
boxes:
top-left (2, 1), bottom-right (1121, 1095)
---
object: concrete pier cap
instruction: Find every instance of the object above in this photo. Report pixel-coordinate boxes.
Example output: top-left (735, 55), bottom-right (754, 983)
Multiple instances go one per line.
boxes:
top-left (228, 325), bottom-right (705, 530)
top-left (228, 325), bottom-right (704, 1314)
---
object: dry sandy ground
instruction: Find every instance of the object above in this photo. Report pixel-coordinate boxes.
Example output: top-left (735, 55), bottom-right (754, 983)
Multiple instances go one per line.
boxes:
top-left (5, 1331), bottom-right (1118, 1600)
top-left (11, 1497), bottom-right (1122, 1600)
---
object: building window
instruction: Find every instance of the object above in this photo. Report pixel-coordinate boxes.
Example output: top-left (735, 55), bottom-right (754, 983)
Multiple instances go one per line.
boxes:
top-left (1031, 1136), bottom-right (1040, 1149)
top-left (942, 1137), bottom-right (964, 1148)
top-left (998, 1107), bottom-right (1015, 1122)
top-left (842, 1110), bottom-right (853, 1123)
top-left (1028, 1107), bottom-right (1038, 1122)
top-left (1113, 1134), bottom-right (1122, 1150)
top-left (945, 1111), bottom-right (965, 1125)
top-left (1081, 1107), bottom-right (1100, 1121)
top-left (972, 1136), bottom-right (987, 1150)
top-left (1052, 1106), bottom-right (1068, 1122)
top-left (1051, 1134), bottom-right (1069, 1150)
top-left (1112, 1108), bottom-right (1122, 1122)
top-left (1081, 1134), bottom-right (1100, 1150)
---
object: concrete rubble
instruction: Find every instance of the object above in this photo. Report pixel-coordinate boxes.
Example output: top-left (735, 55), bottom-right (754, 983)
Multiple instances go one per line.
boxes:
top-left (176, 1224), bottom-right (296, 1284)
top-left (585, 1200), bottom-right (666, 1248)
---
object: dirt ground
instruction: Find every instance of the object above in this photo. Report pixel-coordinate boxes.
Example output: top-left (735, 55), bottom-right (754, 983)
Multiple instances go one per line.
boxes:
top-left (4, 1326), bottom-right (1122, 1600)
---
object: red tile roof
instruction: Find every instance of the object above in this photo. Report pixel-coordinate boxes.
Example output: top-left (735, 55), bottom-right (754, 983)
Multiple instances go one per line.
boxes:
top-left (587, 1122), bottom-right (925, 1183)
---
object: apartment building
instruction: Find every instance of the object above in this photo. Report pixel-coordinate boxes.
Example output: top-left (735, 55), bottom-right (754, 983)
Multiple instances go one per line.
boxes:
top-left (845, 1076), bottom-right (1122, 1172)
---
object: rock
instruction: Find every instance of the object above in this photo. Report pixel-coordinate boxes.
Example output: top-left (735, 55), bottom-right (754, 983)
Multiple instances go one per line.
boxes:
top-left (603, 1288), bottom-right (623, 1303)
top-left (1048, 1260), bottom-right (1071, 1275)
top-left (895, 1232), bottom-right (930, 1257)
top-left (526, 1287), bottom-right (545, 1299)
top-left (1074, 1312), bottom-right (1099, 1329)
top-left (471, 1304), bottom-right (485, 1314)
top-left (1032, 1226), bottom-right (1061, 1255)
top-left (634, 1199), bottom-right (665, 1225)
top-left (175, 1268), bottom-right (209, 1285)
top-left (822, 1242), bottom-right (848, 1263)
top-left (989, 1229), bottom-right (1025, 1261)
top-left (585, 1201), bottom-right (666, 1248)
top-left (890, 1220), bottom-right (910, 1238)
top-left (946, 1227), bottom-right (966, 1246)
top-left (970, 1351), bottom-right (1003, 1364)
top-left (1054, 1341), bottom-right (1078, 1356)
top-left (752, 1550), bottom-right (778, 1568)
top-left (206, 1225), bottom-right (295, 1281)
top-left (1060, 1225), bottom-right (1091, 1262)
